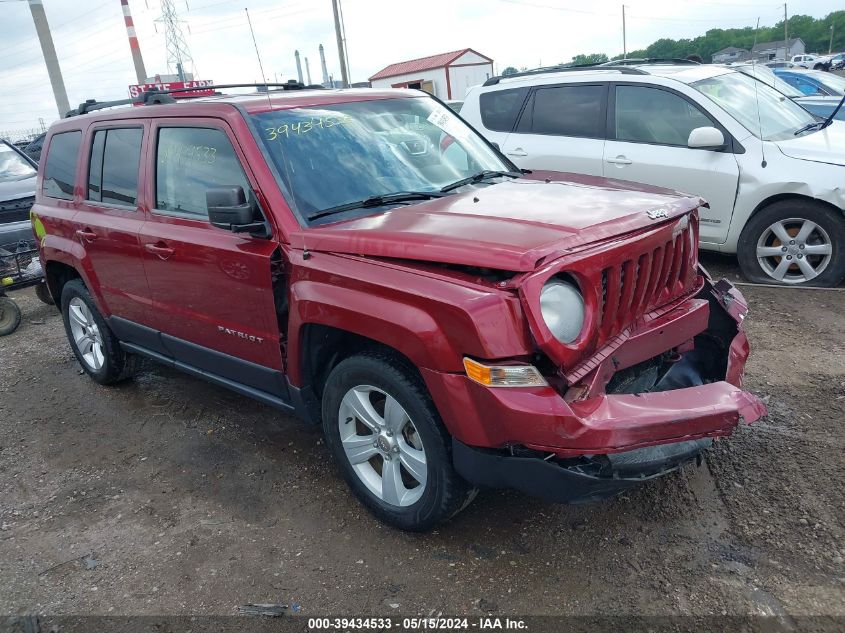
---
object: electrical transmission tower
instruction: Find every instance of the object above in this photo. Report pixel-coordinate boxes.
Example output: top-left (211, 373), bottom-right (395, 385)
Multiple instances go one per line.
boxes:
top-left (157, 0), bottom-right (194, 81)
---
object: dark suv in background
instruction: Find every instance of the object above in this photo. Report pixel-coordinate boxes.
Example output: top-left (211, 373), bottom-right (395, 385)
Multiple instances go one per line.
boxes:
top-left (0, 140), bottom-right (37, 250)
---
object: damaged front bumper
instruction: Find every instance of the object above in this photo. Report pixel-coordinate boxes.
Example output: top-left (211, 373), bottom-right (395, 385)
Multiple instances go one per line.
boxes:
top-left (428, 275), bottom-right (767, 503)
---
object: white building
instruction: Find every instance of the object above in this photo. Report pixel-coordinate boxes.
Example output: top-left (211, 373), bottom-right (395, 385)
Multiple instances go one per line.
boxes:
top-left (368, 49), bottom-right (494, 100)
top-left (751, 38), bottom-right (805, 61)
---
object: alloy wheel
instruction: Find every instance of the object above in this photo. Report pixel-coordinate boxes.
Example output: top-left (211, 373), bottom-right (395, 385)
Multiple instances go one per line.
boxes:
top-left (756, 217), bottom-right (833, 284)
top-left (337, 385), bottom-right (427, 507)
top-left (68, 297), bottom-right (105, 371)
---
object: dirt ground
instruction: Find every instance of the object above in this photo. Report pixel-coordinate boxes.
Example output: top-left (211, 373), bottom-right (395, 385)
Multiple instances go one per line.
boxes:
top-left (0, 254), bottom-right (843, 620)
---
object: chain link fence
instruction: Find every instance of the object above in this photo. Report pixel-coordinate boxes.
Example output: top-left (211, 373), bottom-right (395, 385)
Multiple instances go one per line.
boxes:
top-left (0, 125), bottom-right (47, 145)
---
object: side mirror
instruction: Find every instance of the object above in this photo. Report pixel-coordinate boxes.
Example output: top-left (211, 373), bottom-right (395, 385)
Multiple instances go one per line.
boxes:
top-left (688, 126), bottom-right (725, 150)
top-left (206, 186), bottom-right (267, 236)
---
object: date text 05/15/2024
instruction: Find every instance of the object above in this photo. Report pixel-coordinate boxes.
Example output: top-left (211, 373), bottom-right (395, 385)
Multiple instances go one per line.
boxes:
top-left (307, 617), bottom-right (528, 630)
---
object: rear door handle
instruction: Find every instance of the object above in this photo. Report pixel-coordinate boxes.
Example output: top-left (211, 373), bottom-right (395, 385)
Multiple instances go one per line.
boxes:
top-left (506, 148), bottom-right (528, 157)
top-left (75, 229), bottom-right (98, 243)
top-left (606, 156), bottom-right (632, 165)
top-left (144, 242), bottom-right (175, 260)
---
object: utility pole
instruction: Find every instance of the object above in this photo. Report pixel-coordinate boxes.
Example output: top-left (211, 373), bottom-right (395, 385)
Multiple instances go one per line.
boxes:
top-left (121, 0), bottom-right (147, 84)
top-left (28, 0), bottom-right (70, 117)
top-left (158, 0), bottom-right (194, 81)
top-left (331, 0), bottom-right (349, 88)
top-left (830, 24), bottom-right (835, 54)
top-left (784, 3), bottom-right (788, 55)
top-left (622, 5), bottom-right (627, 60)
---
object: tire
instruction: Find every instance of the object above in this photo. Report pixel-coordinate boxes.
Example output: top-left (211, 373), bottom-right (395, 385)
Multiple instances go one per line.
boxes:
top-left (737, 200), bottom-right (845, 287)
top-left (0, 296), bottom-right (22, 336)
top-left (321, 352), bottom-right (476, 531)
top-left (35, 282), bottom-right (55, 305)
top-left (60, 279), bottom-right (137, 384)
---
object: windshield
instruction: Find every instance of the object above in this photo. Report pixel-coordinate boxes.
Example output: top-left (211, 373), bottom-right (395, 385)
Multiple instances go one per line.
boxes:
top-left (250, 96), bottom-right (510, 223)
top-left (692, 71), bottom-right (817, 141)
top-left (0, 143), bottom-right (36, 182)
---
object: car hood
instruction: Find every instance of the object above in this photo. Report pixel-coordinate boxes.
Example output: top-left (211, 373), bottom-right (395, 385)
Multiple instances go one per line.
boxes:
top-left (0, 174), bottom-right (36, 201)
top-left (775, 119), bottom-right (845, 166)
top-left (294, 172), bottom-right (702, 272)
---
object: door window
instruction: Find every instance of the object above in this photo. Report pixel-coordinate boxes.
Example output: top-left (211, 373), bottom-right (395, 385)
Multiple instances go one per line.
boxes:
top-left (520, 85), bottom-right (605, 138)
top-left (155, 127), bottom-right (250, 218)
top-left (87, 127), bottom-right (143, 206)
top-left (615, 85), bottom-right (713, 146)
top-left (42, 131), bottom-right (82, 200)
top-left (479, 87), bottom-right (528, 132)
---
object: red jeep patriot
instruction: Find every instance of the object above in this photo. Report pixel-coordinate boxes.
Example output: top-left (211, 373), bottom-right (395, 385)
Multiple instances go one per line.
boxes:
top-left (32, 85), bottom-right (766, 531)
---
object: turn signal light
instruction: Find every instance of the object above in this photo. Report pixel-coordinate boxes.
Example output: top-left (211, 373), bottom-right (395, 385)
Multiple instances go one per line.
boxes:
top-left (463, 357), bottom-right (547, 388)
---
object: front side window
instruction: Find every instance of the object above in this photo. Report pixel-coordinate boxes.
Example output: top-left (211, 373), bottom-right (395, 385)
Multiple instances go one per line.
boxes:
top-left (0, 142), bottom-right (36, 183)
top-left (250, 96), bottom-right (510, 223)
top-left (520, 85), bottom-right (605, 138)
top-left (692, 71), bottom-right (817, 141)
top-left (43, 131), bottom-right (81, 200)
top-left (87, 128), bottom-right (143, 206)
top-left (615, 85), bottom-right (713, 146)
top-left (156, 127), bottom-right (251, 218)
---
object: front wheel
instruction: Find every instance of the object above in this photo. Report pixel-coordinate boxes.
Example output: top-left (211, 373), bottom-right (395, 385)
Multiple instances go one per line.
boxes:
top-left (737, 200), bottom-right (845, 286)
top-left (321, 352), bottom-right (476, 531)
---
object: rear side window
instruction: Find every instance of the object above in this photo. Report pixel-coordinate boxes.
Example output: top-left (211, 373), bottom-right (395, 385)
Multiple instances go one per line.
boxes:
top-left (87, 128), bottom-right (143, 206)
top-left (43, 131), bottom-right (81, 200)
top-left (155, 127), bottom-right (250, 218)
top-left (521, 85), bottom-right (605, 138)
top-left (614, 85), bottom-right (713, 146)
top-left (479, 88), bottom-right (527, 132)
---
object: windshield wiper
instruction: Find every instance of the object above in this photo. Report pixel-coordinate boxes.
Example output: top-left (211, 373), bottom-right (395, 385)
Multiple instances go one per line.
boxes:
top-left (307, 191), bottom-right (446, 221)
top-left (439, 170), bottom-right (521, 193)
top-left (794, 120), bottom-right (825, 136)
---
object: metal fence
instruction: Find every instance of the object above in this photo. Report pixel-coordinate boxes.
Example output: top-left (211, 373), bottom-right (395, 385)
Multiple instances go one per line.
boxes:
top-left (0, 126), bottom-right (47, 145)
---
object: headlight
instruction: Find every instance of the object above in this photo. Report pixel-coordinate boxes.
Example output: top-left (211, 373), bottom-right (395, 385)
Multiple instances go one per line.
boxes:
top-left (540, 277), bottom-right (585, 344)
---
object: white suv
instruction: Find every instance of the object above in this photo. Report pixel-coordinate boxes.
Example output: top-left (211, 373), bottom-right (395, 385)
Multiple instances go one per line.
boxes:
top-left (461, 62), bottom-right (845, 286)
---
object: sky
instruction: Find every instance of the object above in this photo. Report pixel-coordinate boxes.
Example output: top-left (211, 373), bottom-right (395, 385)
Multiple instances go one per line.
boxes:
top-left (0, 0), bottom-right (841, 133)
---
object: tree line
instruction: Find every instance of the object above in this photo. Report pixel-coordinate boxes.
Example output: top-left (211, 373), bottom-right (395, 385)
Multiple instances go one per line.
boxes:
top-left (565, 11), bottom-right (845, 65)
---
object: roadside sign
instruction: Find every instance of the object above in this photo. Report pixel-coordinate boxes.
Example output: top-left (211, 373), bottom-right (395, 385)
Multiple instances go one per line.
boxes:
top-left (128, 80), bottom-right (215, 99)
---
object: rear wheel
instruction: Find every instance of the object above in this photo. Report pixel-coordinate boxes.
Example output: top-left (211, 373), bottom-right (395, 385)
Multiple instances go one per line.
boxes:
top-left (737, 200), bottom-right (845, 286)
top-left (321, 352), bottom-right (476, 531)
top-left (61, 279), bottom-right (137, 384)
top-left (0, 297), bottom-right (22, 336)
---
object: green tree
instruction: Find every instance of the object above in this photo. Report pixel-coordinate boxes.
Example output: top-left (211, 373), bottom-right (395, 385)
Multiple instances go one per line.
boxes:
top-left (570, 53), bottom-right (608, 65)
top-left (581, 10), bottom-right (845, 63)
top-left (501, 66), bottom-right (518, 76)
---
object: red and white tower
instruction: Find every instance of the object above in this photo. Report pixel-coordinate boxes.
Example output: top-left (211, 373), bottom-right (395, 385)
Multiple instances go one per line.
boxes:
top-left (121, 0), bottom-right (147, 84)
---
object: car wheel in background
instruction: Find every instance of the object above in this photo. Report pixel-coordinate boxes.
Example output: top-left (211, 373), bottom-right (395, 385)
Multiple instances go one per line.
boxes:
top-left (321, 352), bottom-right (477, 531)
top-left (35, 282), bottom-right (55, 305)
top-left (60, 279), bottom-right (137, 384)
top-left (737, 199), bottom-right (845, 286)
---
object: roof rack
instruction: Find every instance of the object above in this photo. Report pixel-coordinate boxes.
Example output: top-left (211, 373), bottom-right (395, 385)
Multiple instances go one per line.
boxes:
top-left (483, 63), bottom-right (646, 86)
top-left (600, 58), bottom-right (701, 66)
top-left (65, 81), bottom-right (325, 117)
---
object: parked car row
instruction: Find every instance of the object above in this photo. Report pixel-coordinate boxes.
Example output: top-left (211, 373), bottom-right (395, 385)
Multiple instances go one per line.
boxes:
top-left (461, 61), bottom-right (844, 287)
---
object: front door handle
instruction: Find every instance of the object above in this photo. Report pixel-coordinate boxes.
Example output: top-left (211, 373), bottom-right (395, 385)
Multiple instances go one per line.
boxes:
top-left (606, 155), bottom-right (632, 165)
top-left (506, 148), bottom-right (528, 157)
top-left (144, 242), bottom-right (175, 260)
top-left (75, 229), bottom-right (98, 243)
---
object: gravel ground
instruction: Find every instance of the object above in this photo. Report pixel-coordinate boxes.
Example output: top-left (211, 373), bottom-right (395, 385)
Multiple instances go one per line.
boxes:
top-left (0, 255), bottom-right (843, 620)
